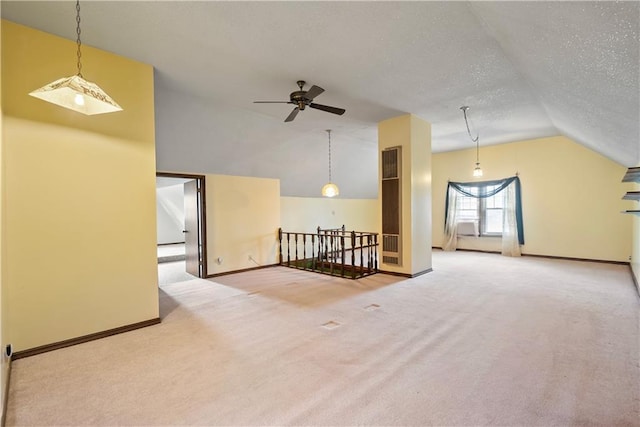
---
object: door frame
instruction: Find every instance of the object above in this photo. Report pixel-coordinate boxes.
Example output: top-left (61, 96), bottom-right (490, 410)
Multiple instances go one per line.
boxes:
top-left (156, 172), bottom-right (208, 278)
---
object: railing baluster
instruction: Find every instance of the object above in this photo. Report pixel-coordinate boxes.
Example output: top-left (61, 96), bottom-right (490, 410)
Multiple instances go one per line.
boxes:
top-left (341, 234), bottom-right (346, 278)
top-left (286, 232), bottom-right (290, 266)
top-left (278, 228), bottom-right (283, 265)
top-left (367, 235), bottom-right (372, 274)
top-left (329, 234), bottom-right (334, 276)
top-left (349, 231), bottom-right (355, 279)
top-left (312, 234), bottom-right (316, 270)
top-left (324, 231), bottom-right (328, 262)
top-left (317, 226), bottom-right (322, 262)
top-left (359, 233), bottom-right (364, 276)
top-left (302, 234), bottom-right (307, 270)
top-left (374, 234), bottom-right (378, 271)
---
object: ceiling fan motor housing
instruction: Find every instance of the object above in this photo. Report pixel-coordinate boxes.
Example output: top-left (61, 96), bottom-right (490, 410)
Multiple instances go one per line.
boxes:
top-left (290, 91), bottom-right (308, 109)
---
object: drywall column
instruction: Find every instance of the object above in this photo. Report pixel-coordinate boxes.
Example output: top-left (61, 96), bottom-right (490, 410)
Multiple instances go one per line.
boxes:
top-left (378, 114), bottom-right (432, 276)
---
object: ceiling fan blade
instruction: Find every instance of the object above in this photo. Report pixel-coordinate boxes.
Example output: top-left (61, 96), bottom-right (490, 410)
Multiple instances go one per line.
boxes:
top-left (304, 85), bottom-right (324, 100)
top-left (284, 107), bottom-right (300, 122)
top-left (309, 103), bottom-right (346, 115)
top-left (253, 101), bottom-right (291, 104)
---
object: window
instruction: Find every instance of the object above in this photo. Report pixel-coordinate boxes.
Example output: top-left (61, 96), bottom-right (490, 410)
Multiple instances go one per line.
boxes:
top-left (443, 176), bottom-right (524, 253)
top-left (456, 188), bottom-right (504, 237)
top-left (481, 185), bottom-right (504, 236)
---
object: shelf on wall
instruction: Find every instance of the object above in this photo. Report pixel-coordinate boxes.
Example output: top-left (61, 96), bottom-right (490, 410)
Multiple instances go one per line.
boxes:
top-left (622, 167), bottom-right (640, 183)
top-left (621, 169), bottom-right (639, 215)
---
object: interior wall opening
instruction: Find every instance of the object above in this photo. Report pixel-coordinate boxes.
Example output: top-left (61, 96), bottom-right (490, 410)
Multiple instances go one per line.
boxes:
top-left (156, 173), bottom-right (207, 285)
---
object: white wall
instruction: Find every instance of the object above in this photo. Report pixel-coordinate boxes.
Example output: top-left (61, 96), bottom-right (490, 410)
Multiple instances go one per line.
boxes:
top-left (156, 184), bottom-right (185, 244)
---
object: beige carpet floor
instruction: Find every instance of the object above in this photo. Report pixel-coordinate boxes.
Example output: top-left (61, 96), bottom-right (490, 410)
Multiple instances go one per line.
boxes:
top-left (6, 251), bottom-right (639, 426)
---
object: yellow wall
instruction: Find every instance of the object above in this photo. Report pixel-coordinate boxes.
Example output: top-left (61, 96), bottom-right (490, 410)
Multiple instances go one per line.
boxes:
top-left (432, 136), bottom-right (633, 262)
top-left (631, 178), bottom-right (640, 288)
top-left (2, 23), bottom-right (152, 144)
top-left (408, 115), bottom-right (432, 274)
top-left (378, 114), bottom-right (432, 275)
top-left (0, 15), bottom-right (7, 416)
top-left (280, 197), bottom-right (378, 233)
top-left (206, 174), bottom-right (280, 275)
top-left (2, 21), bottom-right (158, 351)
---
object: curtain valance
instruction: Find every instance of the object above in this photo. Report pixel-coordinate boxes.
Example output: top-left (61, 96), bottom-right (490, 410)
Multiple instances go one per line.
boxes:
top-left (445, 176), bottom-right (524, 245)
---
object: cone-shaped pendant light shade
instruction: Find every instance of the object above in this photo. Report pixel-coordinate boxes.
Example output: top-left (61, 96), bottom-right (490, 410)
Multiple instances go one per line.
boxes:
top-left (29, 75), bottom-right (122, 115)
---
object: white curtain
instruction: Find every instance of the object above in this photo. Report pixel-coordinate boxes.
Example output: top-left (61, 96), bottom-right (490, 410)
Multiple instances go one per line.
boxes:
top-left (501, 182), bottom-right (521, 257)
top-left (442, 186), bottom-right (459, 251)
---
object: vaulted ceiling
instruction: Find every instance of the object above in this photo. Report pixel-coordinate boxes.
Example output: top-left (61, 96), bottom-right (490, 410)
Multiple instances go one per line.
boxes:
top-left (3, 1), bottom-right (639, 198)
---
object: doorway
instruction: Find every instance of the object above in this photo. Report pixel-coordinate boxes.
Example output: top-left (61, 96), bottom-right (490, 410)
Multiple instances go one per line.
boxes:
top-left (156, 172), bottom-right (207, 281)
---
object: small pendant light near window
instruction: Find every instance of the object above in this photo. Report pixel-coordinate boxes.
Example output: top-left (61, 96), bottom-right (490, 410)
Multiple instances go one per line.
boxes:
top-left (460, 106), bottom-right (483, 177)
top-left (29, 0), bottom-right (122, 115)
top-left (321, 129), bottom-right (339, 197)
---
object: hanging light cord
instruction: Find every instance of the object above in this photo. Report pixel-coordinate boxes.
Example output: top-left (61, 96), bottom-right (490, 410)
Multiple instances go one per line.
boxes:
top-left (475, 134), bottom-right (480, 164)
top-left (461, 106), bottom-right (480, 163)
top-left (327, 129), bottom-right (332, 182)
top-left (76, 0), bottom-right (83, 77)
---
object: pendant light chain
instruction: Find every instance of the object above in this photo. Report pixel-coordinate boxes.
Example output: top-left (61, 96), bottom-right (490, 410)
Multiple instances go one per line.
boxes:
top-left (321, 130), bottom-right (339, 197)
top-left (76, 0), bottom-right (83, 77)
top-left (327, 129), bottom-right (332, 182)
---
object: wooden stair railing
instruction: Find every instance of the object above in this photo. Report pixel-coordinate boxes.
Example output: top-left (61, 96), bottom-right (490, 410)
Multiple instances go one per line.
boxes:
top-left (278, 226), bottom-right (378, 279)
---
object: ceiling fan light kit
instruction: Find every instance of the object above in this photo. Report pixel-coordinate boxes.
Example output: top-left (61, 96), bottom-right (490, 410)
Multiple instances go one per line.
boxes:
top-left (254, 80), bottom-right (345, 122)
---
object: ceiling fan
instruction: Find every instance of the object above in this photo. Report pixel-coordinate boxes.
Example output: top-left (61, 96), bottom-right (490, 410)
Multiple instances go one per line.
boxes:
top-left (253, 80), bottom-right (346, 122)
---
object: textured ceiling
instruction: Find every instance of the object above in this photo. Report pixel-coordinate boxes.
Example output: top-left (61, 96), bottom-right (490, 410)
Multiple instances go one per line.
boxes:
top-left (2, 1), bottom-right (639, 198)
